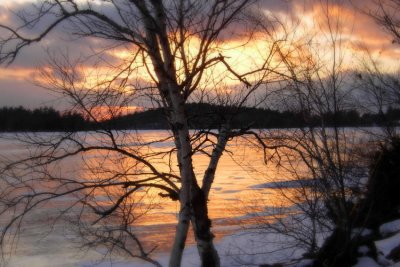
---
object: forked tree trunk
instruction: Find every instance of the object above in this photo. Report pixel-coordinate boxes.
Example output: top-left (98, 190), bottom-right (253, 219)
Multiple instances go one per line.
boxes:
top-left (139, 3), bottom-right (225, 265)
top-left (169, 188), bottom-right (220, 267)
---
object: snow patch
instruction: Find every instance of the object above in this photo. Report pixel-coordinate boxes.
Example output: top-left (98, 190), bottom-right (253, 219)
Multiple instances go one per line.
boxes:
top-left (380, 219), bottom-right (400, 236)
top-left (375, 232), bottom-right (400, 258)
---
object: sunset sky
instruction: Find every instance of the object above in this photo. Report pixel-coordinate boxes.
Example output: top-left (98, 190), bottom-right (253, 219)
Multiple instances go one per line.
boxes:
top-left (0, 0), bottom-right (399, 109)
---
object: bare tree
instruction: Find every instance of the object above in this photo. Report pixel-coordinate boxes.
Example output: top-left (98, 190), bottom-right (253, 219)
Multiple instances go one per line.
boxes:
top-left (368, 0), bottom-right (400, 44)
top-left (242, 1), bottom-right (376, 265)
top-left (356, 0), bottom-right (400, 107)
top-left (354, 52), bottom-right (400, 139)
top-left (0, 1), bottom-right (283, 266)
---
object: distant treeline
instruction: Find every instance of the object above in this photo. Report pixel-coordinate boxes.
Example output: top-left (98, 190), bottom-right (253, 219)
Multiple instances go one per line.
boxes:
top-left (0, 104), bottom-right (399, 132)
top-left (0, 106), bottom-right (88, 131)
top-left (100, 103), bottom-right (400, 129)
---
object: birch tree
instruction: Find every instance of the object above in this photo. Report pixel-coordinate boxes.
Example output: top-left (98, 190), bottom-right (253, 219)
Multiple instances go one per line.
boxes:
top-left (0, 1), bottom-right (281, 266)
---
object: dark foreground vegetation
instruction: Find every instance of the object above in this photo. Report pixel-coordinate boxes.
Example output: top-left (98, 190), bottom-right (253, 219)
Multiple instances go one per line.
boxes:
top-left (315, 137), bottom-right (400, 267)
top-left (260, 137), bottom-right (400, 267)
top-left (1, 104), bottom-right (399, 132)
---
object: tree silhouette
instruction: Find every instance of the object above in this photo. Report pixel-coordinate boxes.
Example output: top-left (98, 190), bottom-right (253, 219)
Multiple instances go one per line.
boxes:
top-left (0, 1), bottom-right (283, 266)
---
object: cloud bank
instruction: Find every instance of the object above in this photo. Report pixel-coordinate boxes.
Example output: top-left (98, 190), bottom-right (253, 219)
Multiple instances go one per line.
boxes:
top-left (0, 0), bottom-right (398, 108)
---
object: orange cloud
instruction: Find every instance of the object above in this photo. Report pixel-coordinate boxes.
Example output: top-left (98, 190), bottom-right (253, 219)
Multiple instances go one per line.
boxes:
top-left (0, 67), bottom-right (38, 81)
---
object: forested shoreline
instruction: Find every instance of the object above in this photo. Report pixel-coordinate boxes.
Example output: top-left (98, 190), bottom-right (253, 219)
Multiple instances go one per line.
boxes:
top-left (1, 103), bottom-right (399, 132)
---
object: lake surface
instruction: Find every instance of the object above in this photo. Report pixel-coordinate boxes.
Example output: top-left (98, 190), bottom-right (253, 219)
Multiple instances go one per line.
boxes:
top-left (0, 129), bottom-right (377, 266)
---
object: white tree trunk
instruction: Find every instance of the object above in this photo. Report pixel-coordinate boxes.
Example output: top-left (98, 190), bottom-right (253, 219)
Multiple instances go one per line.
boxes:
top-left (169, 207), bottom-right (190, 267)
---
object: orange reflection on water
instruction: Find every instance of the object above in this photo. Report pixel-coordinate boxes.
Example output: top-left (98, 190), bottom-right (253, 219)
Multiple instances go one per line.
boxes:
top-left (0, 130), bottom-right (307, 254)
top-left (69, 131), bottom-right (301, 251)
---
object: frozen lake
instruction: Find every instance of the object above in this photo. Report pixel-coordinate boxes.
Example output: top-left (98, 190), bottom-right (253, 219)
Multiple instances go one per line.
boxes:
top-left (0, 129), bottom-right (376, 266)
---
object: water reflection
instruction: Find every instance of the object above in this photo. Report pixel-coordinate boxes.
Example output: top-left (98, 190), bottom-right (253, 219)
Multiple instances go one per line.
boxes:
top-left (60, 131), bottom-right (298, 248)
top-left (0, 129), bottom-right (337, 265)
